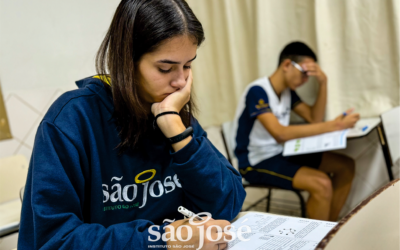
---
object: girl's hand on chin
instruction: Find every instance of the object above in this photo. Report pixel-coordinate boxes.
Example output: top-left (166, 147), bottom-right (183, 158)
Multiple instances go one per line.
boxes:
top-left (151, 69), bottom-right (193, 116)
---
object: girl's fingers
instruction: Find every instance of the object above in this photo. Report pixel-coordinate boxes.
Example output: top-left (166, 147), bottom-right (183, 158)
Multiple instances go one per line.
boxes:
top-left (219, 243), bottom-right (228, 250)
top-left (213, 243), bottom-right (227, 250)
top-left (208, 232), bottom-right (232, 244)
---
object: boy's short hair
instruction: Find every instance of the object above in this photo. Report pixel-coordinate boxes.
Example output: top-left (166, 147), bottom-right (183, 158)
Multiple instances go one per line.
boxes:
top-left (278, 41), bottom-right (317, 67)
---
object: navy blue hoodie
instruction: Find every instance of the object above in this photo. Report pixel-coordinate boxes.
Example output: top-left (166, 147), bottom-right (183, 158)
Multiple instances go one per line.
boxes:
top-left (18, 77), bottom-right (246, 249)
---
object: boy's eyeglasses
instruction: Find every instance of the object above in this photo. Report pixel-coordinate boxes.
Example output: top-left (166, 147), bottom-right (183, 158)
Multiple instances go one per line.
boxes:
top-left (291, 61), bottom-right (307, 76)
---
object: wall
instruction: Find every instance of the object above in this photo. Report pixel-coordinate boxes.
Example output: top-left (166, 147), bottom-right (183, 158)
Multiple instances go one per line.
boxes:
top-left (0, 0), bottom-right (119, 93)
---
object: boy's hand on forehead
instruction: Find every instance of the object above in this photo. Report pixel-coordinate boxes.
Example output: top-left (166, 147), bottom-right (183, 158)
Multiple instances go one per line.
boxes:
top-left (301, 62), bottom-right (327, 85)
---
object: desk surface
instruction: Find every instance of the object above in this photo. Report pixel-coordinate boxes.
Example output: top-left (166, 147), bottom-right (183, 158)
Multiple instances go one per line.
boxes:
top-left (316, 178), bottom-right (399, 250)
top-left (347, 117), bottom-right (381, 138)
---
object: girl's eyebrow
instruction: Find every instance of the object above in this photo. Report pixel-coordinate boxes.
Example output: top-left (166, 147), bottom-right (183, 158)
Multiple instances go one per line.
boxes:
top-left (157, 55), bottom-right (197, 64)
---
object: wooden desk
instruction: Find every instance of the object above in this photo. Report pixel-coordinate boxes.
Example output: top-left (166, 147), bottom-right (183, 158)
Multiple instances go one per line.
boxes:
top-left (316, 179), bottom-right (399, 250)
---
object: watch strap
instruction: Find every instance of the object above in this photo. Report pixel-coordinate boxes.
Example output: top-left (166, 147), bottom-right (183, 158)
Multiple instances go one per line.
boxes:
top-left (168, 126), bottom-right (194, 144)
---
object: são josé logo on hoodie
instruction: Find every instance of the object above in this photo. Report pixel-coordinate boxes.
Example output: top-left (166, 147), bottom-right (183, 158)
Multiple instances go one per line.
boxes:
top-left (102, 169), bottom-right (181, 211)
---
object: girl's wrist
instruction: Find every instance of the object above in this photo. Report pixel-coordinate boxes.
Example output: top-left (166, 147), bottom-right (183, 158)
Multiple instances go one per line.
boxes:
top-left (157, 115), bottom-right (186, 138)
top-left (154, 107), bottom-right (179, 116)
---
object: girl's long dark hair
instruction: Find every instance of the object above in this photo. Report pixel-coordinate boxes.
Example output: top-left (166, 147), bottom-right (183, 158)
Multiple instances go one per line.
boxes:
top-left (96, 0), bottom-right (204, 151)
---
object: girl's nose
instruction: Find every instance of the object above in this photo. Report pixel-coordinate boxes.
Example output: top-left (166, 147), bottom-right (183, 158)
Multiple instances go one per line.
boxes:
top-left (171, 70), bottom-right (186, 89)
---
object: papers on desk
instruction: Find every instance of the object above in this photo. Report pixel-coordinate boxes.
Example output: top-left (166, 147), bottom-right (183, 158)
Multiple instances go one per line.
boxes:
top-left (347, 117), bottom-right (381, 138)
top-left (283, 130), bottom-right (348, 156)
top-left (228, 213), bottom-right (337, 250)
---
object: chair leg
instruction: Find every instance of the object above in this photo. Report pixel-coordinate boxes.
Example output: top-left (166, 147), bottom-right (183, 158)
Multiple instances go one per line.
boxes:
top-left (293, 190), bottom-right (306, 218)
top-left (266, 188), bottom-right (272, 212)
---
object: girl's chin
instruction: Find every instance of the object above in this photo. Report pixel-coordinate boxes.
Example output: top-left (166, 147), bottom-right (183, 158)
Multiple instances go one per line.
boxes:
top-left (153, 96), bottom-right (166, 103)
top-left (149, 93), bottom-right (171, 103)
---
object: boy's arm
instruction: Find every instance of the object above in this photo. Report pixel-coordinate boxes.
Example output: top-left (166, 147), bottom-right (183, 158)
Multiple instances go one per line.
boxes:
top-left (257, 111), bottom-right (359, 143)
top-left (293, 63), bottom-right (327, 123)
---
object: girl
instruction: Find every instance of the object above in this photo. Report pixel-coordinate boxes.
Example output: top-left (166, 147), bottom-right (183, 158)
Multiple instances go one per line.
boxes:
top-left (18, 0), bottom-right (246, 249)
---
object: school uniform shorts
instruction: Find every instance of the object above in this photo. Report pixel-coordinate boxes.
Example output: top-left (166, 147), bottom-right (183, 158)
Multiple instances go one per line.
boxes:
top-left (239, 152), bottom-right (323, 190)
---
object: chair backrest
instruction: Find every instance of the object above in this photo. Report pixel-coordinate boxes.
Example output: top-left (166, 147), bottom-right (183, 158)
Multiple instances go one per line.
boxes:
top-left (221, 121), bottom-right (239, 170)
top-left (381, 106), bottom-right (400, 165)
top-left (0, 155), bottom-right (28, 203)
top-left (20, 186), bottom-right (25, 202)
top-left (221, 121), bottom-right (235, 161)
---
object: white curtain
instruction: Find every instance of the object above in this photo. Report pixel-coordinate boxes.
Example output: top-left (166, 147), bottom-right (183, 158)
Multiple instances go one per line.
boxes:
top-left (187, 0), bottom-right (400, 126)
top-left (186, 0), bottom-right (258, 126)
top-left (315, 0), bottom-right (400, 118)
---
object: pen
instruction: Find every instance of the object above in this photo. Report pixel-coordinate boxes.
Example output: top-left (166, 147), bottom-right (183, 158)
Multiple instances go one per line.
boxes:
top-left (361, 126), bottom-right (368, 132)
top-left (341, 112), bottom-right (347, 120)
top-left (178, 206), bottom-right (204, 221)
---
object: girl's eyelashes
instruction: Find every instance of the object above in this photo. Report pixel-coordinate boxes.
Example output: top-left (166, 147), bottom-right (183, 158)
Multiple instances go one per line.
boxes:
top-left (158, 68), bottom-right (172, 73)
top-left (158, 65), bottom-right (191, 74)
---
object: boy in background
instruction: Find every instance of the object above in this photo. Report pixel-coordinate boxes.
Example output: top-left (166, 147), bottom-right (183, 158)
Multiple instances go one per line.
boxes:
top-left (233, 42), bottom-right (359, 221)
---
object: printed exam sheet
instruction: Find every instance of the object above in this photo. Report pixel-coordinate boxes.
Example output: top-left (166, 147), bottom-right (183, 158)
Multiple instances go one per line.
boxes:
top-left (282, 130), bottom-right (349, 156)
top-left (228, 213), bottom-right (337, 250)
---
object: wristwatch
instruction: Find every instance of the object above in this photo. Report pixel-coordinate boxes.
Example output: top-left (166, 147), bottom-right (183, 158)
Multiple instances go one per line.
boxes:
top-left (168, 126), bottom-right (193, 144)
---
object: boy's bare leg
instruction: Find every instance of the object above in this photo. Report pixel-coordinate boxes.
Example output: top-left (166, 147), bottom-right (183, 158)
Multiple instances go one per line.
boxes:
top-left (292, 167), bottom-right (333, 220)
top-left (319, 152), bottom-right (355, 221)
